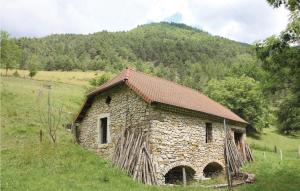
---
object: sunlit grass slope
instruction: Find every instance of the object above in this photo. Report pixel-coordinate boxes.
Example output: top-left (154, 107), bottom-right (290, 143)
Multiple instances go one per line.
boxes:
top-left (1, 76), bottom-right (299, 191)
top-left (0, 69), bottom-right (101, 86)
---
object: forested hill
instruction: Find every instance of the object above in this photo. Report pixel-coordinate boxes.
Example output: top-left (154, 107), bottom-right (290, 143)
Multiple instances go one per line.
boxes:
top-left (16, 22), bottom-right (256, 90)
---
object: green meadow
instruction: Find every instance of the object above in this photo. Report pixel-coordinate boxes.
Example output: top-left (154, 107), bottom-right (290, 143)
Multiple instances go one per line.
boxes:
top-left (1, 75), bottom-right (299, 191)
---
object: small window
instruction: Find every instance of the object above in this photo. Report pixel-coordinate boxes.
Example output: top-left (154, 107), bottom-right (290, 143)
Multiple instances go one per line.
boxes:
top-left (100, 117), bottom-right (108, 144)
top-left (105, 96), bottom-right (111, 105)
top-left (205, 123), bottom-right (212, 143)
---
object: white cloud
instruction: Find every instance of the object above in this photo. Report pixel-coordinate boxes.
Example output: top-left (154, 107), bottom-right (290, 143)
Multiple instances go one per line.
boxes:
top-left (0, 0), bottom-right (289, 43)
top-left (188, 0), bottom-right (289, 43)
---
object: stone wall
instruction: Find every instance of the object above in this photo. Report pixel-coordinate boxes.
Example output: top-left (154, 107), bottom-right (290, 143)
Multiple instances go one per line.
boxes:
top-left (148, 107), bottom-right (246, 184)
top-left (78, 84), bottom-right (246, 185)
top-left (78, 84), bottom-right (150, 161)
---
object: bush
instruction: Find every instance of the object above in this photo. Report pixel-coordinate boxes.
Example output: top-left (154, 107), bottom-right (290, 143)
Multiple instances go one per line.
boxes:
top-left (13, 70), bottom-right (20, 77)
top-left (89, 72), bottom-right (113, 86)
top-left (28, 55), bottom-right (38, 78)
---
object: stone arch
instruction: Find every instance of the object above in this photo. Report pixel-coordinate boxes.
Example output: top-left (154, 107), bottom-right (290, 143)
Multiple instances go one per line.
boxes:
top-left (202, 160), bottom-right (224, 178)
top-left (162, 162), bottom-right (197, 185)
top-left (161, 161), bottom-right (196, 176)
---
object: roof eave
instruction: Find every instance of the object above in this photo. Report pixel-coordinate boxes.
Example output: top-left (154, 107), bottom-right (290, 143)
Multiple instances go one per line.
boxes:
top-left (88, 80), bottom-right (126, 97)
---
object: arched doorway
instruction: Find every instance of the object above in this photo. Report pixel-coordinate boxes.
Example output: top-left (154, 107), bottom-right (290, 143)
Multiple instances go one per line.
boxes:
top-left (203, 162), bottom-right (224, 178)
top-left (165, 166), bottom-right (196, 184)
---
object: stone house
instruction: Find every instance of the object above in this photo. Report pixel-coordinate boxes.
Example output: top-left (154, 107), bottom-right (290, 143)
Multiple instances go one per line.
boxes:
top-left (75, 69), bottom-right (248, 185)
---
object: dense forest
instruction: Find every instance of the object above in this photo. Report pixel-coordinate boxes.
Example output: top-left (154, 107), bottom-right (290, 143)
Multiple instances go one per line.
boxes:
top-left (2, 22), bottom-right (256, 90)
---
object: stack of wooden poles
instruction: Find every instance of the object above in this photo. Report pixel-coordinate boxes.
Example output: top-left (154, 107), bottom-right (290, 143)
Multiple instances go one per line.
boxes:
top-left (224, 121), bottom-right (254, 176)
top-left (224, 119), bottom-right (255, 190)
top-left (113, 127), bottom-right (157, 185)
top-left (224, 126), bottom-right (245, 176)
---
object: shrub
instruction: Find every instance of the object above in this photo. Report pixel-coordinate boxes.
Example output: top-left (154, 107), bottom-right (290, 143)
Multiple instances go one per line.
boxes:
top-left (13, 70), bottom-right (20, 77)
top-left (89, 72), bottom-right (113, 86)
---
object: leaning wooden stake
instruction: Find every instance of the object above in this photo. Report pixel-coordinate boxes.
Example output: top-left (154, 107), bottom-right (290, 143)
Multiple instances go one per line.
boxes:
top-left (224, 119), bottom-right (233, 190)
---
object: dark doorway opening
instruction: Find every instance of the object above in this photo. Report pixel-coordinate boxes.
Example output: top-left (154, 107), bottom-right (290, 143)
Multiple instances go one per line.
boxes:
top-left (165, 166), bottom-right (195, 185)
top-left (234, 131), bottom-right (243, 145)
top-left (203, 162), bottom-right (224, 178)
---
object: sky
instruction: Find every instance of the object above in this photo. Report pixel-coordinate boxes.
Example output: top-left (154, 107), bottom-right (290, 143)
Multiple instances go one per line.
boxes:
top-left (0, 0), bottom-right (289, 43)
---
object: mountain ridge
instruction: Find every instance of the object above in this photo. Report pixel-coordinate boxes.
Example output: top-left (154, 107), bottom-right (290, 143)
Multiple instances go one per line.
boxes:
top-left (16, 22), bottom-right (256, 90)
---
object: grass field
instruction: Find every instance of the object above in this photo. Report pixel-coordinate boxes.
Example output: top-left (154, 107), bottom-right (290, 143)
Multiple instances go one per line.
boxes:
top-left (0, 69), bottom-right (101, 86)
top-left (1, 75), bottom-right (300, 191)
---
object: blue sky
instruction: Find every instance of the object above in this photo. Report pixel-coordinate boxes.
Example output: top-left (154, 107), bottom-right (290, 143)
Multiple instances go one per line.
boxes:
top-left (165, 13), bottom-right (183, 23)
top-left (0, 0), bottom-right (289, 43)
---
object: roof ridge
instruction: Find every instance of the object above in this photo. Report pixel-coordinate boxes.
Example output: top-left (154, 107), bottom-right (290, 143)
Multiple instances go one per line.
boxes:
top-left (124, 68), bottom-right (131, 80)
top-left (131, 69), bottom-right (205, 95)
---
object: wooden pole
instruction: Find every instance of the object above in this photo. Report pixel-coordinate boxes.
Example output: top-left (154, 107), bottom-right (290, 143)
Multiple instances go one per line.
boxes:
top-left (241, 134), bottom-right (246, 160)
top-left (182, 166), bottom-right (187, 187)
top-left (39, 129), bottom-right (43, 142)
top-left (223, 119), bottom-right (232, 190)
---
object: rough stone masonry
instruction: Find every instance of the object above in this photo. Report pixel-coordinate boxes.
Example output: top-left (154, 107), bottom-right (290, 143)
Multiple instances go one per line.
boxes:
top-left (78, 84), bottom-right (246, 184)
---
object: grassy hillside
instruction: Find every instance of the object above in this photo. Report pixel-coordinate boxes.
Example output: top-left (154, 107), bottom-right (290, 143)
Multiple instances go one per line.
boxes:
top-left (1, 76), bottom-right (299, 191)
top-left (0, 69), bottom-right (98, 86)
top-left (248, 128), bottom-right (300, 158)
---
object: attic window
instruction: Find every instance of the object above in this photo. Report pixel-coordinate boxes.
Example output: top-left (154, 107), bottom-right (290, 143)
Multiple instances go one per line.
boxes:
top-left (205, 123), bottom-right (212, 143)
top-left (105, 96), bottom-right (111, 105)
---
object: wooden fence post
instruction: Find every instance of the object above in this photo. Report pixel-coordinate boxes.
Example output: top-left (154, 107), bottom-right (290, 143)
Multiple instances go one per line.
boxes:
top-left (39, 129), bottom-right (43, 142)
top-left (182, 166), bottom-right (186, 187)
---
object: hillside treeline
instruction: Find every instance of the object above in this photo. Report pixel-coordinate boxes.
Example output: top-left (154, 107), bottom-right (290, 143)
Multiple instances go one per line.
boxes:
top-left (1, 22), bottom-right (255, 90)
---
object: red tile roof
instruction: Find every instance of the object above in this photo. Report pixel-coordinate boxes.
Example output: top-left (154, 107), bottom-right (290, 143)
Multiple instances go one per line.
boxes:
top-left (75, 69), bottom-right (247, 124)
